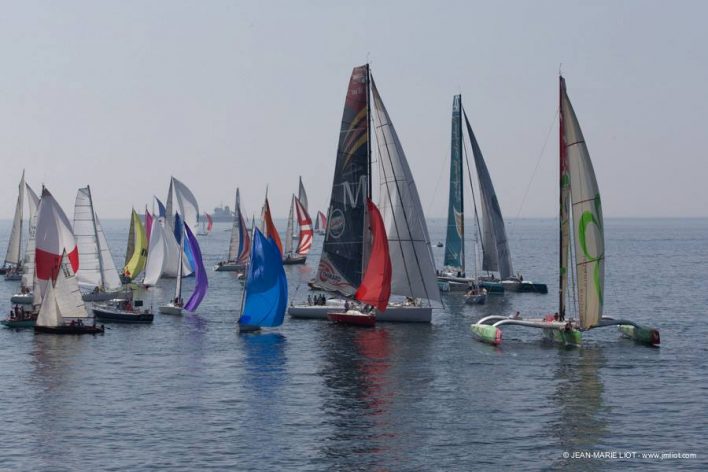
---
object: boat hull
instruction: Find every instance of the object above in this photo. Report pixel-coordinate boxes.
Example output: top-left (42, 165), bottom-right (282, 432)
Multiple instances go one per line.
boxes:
top-left (328, 311), bottom-right (376, 327)
top-left (10, 293), bottom-right (33, 305)
top-left (214, 261), bottom-right (247, 272)
top-left (82, 290), bottom-right (129, 302)
top-left (464, 293), bottom-right (487, 305)
top-left (4, 273), bottom-right (22, 281)
top-left (93, 307), bottom-right (154, 324)
top-left (1, 318), bottom-right (36, 329)
top-left (34, 325), bottom-right (104, 335)
top-left (436, 275), bottom-right (472, 291)
top-left (289, 303), bottom-right (431, 323)
top-left (158, 304), bottom-right (183, 315)
top-left (618, 325), bottom-right (660, 346)
top-left (282, 254), bottom-right (307, 265)
top-left (501, 280), bottom-right (548, 294)
top-left (478, 280), bottom-right (505, 294)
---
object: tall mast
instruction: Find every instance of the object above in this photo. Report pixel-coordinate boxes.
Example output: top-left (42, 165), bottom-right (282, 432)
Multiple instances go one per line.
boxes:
top-left (176, 220), bottom-right (184, 301)
top-left (86, 185), bottom-right (106, 289)
top-left (363, 63), bottom-right (372, 279)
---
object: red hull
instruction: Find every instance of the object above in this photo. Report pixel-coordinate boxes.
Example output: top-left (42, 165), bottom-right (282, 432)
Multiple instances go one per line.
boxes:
top-left (327, 312), bottom-right (376, 327)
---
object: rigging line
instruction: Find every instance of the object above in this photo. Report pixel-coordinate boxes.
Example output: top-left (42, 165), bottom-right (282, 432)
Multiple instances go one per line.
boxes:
top-left (426, 145), bottom-right (449, 216)
top-left (511, 108), bottom-right (559, 224)
top-left (371, 80), bottom-right (433, 305)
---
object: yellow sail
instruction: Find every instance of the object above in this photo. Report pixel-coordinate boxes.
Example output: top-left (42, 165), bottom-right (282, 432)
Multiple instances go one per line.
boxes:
top-left (123, 209), bottom-right (147, 280)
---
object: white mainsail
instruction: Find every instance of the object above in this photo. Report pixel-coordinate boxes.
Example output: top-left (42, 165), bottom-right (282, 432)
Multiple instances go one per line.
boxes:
top-left (143, 219), bottom-right (168, 286)
top-left (21, 184), bottom-right (40, 288)
top-left (172, 177), bottom-right (200, 232)
top-left (370, 78), bottom-right (440, 303)
top-left (36, 275), bottom-right (62, 328)
top-left (560, 77), bottom-right (605, 329)
top-left (4, 171), bottom-right (25, 267)
top-left (73, 187), bottom-right (122, 291)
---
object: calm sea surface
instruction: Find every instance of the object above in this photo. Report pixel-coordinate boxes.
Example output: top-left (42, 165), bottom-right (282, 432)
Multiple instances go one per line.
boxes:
top-left (0, 217), bottom-right (706, 471)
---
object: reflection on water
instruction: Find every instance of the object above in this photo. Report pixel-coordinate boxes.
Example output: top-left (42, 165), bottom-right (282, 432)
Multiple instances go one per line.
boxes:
top-left (549, 348), bottom-right (607, 470)
top-left (318, 326), bottom-right (394, 466)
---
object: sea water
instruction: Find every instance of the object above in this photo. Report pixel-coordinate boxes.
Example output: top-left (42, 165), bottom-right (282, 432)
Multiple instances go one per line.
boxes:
top-left (0, 218), bottom-right (705, 471)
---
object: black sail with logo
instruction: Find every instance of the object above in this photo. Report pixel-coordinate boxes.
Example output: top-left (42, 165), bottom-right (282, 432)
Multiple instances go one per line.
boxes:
top-left (314, 65), bottom-right (369, 295)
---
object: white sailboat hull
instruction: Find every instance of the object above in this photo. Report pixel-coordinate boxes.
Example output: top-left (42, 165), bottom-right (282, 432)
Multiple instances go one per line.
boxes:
top-left (158, 303), bottom-right (183, 315)
top-left (289, 301), bottom-right (431, 323)
top-left (11, 292), bottom-right (33, 305)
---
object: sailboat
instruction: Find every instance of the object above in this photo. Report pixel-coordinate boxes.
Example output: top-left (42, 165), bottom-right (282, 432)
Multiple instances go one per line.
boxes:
top-left (143, 198), bottom-right (193, 286)
top-left (215, 188), bottom-right (251, 272)
top-left (327, 199), bottom-right (391, 327)
top-left (10, 183), bottom-right (40, 306)
top-left (197, 212), bottom-right (213, 236)
top-left (283, 195), bottom-right (313, 265)
top-left (237, 227), bottom-right (288, 333)
top-left (471, 76), bottom-right (660, 347)
top-left (3, 171), bottom-right (25, 281)
top-left (314, 211), bottom-right (327, 235)
top-left (289, 64), bottom-right (440, 323)
top-left (121, 208), bottom-right (148, 283)
top-left (32, 188), bottom-right (103, 335)
top-left (72, 186), bottom-right (124, 301)
top-left (158, 214), bottom-right (208, 315)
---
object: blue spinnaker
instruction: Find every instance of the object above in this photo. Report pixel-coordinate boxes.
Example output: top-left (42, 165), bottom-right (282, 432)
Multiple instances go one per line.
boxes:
top-left (184, 223), bottom-right (208, 311)
top-left (239, 228), bottom-right (288, 328)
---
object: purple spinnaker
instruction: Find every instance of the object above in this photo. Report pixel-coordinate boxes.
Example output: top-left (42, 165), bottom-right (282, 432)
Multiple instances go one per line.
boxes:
top-left (184, 223), bottom-right (208, 311)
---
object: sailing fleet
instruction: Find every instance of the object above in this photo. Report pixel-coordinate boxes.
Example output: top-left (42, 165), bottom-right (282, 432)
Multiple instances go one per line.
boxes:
top-left (0, 65), bottom-right (659, 346)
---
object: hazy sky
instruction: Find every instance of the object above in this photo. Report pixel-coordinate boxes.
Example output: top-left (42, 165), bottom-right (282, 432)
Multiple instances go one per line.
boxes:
top-left (1, 0), bottom-right (705, 219)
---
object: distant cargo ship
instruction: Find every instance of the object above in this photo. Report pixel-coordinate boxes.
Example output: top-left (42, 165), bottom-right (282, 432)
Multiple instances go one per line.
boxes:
top-left (211, 205), bottom-right (234, 222)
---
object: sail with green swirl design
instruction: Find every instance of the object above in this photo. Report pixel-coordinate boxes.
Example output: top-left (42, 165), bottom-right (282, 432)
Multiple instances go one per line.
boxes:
top-left (560, 76), bottom-right (605, 329)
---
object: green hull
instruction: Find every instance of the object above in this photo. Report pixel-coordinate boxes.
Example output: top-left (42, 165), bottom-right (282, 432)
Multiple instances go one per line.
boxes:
top-left (543, 327), bottom-right (582, 346)
top-left (1, 319), bottom-right (36, 329)
top-left (470, 324), bottom-right (502, 345)
top-left (618, 325), bottom-right (660, 346)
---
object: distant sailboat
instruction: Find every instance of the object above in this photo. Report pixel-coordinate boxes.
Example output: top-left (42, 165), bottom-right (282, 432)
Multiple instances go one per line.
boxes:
top-left (159, 215), bottom-right (208, 315)
top-left (73, 186), bottom-right (124, 301)
top-left (314, 211), bottom-right (327, 235)
top-left (283, 195), bottom-right (313, 265)
top-left (215, 188), bottom-right (251, 272)
top-left (238, 227), bottom-right (288, 333)
top-left (33, 188), bottom-right (103, 335)
top-left (10, 183), bottom-right (40, 306)
top-left (122, 208), bottom-right (148, 283)
top-left (290, 64), bottom-right (440, 323)
top-left (197, 212), bottom-right (213, 236)
top-left (471, 76), bottom-right (659, 347)
top-left (3, 171), bottom-right (25, 281)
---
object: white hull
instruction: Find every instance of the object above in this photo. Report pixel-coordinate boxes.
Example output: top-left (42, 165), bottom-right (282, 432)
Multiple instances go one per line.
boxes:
top-left (289, 301), bottom-right (431, 323)
top-left (159, 303), bottom-right (183, 315)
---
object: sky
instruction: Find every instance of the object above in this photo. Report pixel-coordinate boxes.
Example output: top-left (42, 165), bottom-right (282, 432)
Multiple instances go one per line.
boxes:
top-left (0, 0), bottom-right (706, 219)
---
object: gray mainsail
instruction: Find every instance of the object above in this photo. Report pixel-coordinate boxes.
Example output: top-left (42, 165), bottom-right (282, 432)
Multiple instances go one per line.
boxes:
top-left (463, 108), bottom-right (513, 279)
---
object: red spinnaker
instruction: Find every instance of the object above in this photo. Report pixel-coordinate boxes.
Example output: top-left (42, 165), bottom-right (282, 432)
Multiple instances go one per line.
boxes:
top-left (354, 199), bottom-right (391, 312)
top-left (263, 198), bottom-right (283, 255)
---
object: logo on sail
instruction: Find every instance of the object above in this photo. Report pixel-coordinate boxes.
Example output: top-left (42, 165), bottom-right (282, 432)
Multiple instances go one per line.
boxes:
top-left (328, 209), bottom-right (346, 238)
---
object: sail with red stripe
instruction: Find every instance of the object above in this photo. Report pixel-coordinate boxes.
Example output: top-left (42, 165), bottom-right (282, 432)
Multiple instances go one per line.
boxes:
top-left (354, 199), bottom-right (391, 312)
top-left (294, 196), bottom-right (313, 255)
top-left (206, 213), bottom-right (213, 233)
top-left (34, 187), bottom-right (79, 305)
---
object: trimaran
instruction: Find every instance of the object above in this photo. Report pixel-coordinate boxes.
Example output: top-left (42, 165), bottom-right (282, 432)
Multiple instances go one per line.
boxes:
top-left (471, 76), bottom-right (660, 347)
